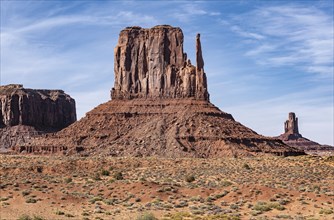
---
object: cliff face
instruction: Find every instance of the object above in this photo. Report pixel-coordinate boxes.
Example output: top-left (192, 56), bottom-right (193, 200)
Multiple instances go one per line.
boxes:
top-left (0, 84), bottom-right (76, 130)
top-left (111, 25), bottom-right (209, 100)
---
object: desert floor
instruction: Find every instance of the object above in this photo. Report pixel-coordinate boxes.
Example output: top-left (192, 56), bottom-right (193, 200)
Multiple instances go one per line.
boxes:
top-left (0, 155), bottom-right (333, 220)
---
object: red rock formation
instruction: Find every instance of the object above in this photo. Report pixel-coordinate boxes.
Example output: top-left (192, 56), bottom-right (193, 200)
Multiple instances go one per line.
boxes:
top-left (0, 84), bottom-right (76, 152)
top-left (111, 25), bottom-right (209, 100)
top-left (0, 84), bottom-right (76, 129)
top-left (13, 26), bottom-right (305, 157)
top-left (277, 112), bottom-right (333, 156)
top-left (284, 112), bottom-right (300, 137)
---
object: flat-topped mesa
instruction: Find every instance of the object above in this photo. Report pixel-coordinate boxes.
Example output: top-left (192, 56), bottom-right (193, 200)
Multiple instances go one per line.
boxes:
top-left (0, 84), bottom-right (76, 130)
top-left (284, 112), bottom-right (300, 135)
top-left (111, 25), bottom-right (209, 100)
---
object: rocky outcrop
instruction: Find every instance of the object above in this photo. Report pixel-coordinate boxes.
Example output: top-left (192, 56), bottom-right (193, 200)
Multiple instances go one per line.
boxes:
top-left (277, 112), bottom-right (333, 156)
top-left (23, 99), bottom-right (303, 157)
top-left (15, 25), bottom-right (305, 157)
top-left (0, 84), bottom-right (76, 152)
top-left (283, 112), bottom-right (301, 138)
top-left (0, 84), bottom-right (76, 130)
top-left (111, 25), bottom-right (209, 100)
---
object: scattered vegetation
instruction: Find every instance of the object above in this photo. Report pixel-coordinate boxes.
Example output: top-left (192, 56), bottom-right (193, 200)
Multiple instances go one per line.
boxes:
top-left (136, 212), bottom-right (157, 220)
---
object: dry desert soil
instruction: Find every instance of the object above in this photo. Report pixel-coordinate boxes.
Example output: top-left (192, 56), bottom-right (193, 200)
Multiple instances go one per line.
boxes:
top-left (0, 155), bottom-right (333, 220)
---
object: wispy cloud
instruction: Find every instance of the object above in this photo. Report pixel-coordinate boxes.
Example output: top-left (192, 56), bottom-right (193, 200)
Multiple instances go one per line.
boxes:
top-left (229, 5), bottom-right (333, 77)
top-left (171, 3), bottom-right (221, 23)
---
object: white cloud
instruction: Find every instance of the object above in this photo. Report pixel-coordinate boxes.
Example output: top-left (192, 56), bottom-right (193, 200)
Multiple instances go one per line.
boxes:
top-left (171, 3), bottom-right (221, 23)
top-left (230, 5), bottom-right (334, 77)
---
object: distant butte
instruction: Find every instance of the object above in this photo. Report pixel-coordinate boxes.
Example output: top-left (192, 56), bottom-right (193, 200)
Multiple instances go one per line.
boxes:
top-left (9, 25), bottom-right (305, 157)
top-left (0, 84), bottom-right (76, 153)
top-left (277, 112), bottom-right (333, 156)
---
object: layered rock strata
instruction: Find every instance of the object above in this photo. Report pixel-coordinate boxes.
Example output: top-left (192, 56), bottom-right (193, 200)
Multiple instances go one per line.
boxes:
top-left (23, 99), bottom-right (302, 157)
top-left (111, 25), bottom-right (208, 100)
top-left (277, 112), bottom-right (333, 155)
top-left (0, 84), bottom-right (76, 152)
top-left (13, 25), bottom-right (304, 157)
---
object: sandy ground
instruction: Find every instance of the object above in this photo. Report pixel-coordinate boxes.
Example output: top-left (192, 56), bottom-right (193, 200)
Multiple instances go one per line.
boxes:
top-left (0, 155), bottom-right (333, 220)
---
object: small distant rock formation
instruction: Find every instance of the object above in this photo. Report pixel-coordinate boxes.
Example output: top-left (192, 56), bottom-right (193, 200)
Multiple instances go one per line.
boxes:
top-left (11, 26), bottom-right (305, 157)
top-left (0, 84), bottom-right (76, 152)
top-left (283, 112), bottom-right (302, 139)
top-left (277, 112), bottom-right (333, 156)
top-left (111, 25), bottom-right (208, 100)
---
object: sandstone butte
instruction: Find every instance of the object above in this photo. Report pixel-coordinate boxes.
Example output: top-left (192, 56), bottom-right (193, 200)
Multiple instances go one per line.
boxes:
top-left (0, 84), bottom-right (76, 152)
top-left (5, 25), bottom-right (305, 157)
top-left (277, 112), bottom-right (334, 156)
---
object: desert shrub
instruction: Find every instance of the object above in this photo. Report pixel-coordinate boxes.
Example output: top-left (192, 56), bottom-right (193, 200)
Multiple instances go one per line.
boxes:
top-left (17, 214), bottom-right (45, 220)
top-left (253, 201), bottom-right (285, 212)
top-left (32, 216), bottom-right (45, 220)
top-left (25, 198), bottom-right (37, 203)
top-left (55, 210), bottom-right (65, 215)
top-left (221, 180), bottom-right (233, 187)
top-left (101, 169), bottom-right (110, 176)
top-left (253, 201), bottom-right (272, 212)
top-left (17, 215), bottom-right (31, 220)
top-left (243, 163), bottom-right (251, 170)
top-left (113, 171), bottom-right (123, 180)
top-left (64, 177), bottom-right (72, 183)
top-left (136, 212), bottom-right (157, 220)
top-left (185, 175), bottom-right (195, 183)
top-left (319, 209), bottom-right (334, 214)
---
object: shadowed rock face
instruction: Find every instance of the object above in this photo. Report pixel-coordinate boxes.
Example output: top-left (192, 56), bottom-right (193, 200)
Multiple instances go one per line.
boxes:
top-left (0, 84), bottom-right (76, 130)
top-left (111, 25), bottom-right (209, 100)
top-left (0, 84), bottom-right (76, 152)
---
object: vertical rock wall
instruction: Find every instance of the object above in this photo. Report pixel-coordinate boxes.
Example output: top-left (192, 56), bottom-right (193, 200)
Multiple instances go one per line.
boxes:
top-left (111, 25), bottom-right (209, 100)
top-left (0, 84), bottom-right (76, 130)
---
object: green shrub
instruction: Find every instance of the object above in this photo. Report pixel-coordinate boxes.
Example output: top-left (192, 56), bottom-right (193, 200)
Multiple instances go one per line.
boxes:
top-left (101, 169), bottom-right (110, 176)
top-left (64, 177), bottom-right (72, 183)
top-left (320, 209), bottom-right (334, 214)
top-left (17, 215), bottom-right (45, 220)
top-left (253, 201), bottom-right (285, 212)
top-left (22, 190), bottom-right (31, 196)
top-left (136, 212), bottom-right (157, 220)
top-left (25, 198), bottom-right (37, 203)
top-left (185, 175), bottom-right (195, 183)
top-left (113, 171), bottom-right (123, 180)
top-left (243, 163), bottom-right (251, 170)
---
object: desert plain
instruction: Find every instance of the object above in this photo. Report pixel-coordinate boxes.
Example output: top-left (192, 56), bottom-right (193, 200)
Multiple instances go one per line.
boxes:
top-left (1, 155), bottom-right (333, 220)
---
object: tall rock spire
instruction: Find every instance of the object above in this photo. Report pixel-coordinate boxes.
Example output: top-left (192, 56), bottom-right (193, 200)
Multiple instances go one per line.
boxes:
top-left (111, 25), bottom-right (209, 101)
top-left (284, 112), bottom-right (300, 135)
top-left (196, 33), bottom-right (204, 71)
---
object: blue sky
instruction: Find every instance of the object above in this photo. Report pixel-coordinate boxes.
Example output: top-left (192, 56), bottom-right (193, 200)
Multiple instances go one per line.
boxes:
top-left (1, 0), bottom-right (333, 145)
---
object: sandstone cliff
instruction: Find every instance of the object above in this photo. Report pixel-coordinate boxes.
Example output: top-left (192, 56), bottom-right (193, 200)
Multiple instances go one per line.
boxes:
top-left (0, 84), bottom-right (76, 152)
top-left (277, 112), bottom-right (333, 156)
top-left (111, 25), bottom-right (209, 100)
top-left (13, 26), bottom-right (304, 157)
top-left (0, 84), bottom-right (76, 129)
